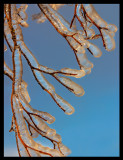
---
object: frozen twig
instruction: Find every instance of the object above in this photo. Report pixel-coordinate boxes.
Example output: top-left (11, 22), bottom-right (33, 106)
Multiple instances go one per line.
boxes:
top-left (4, 4), bottom-right (117, 157)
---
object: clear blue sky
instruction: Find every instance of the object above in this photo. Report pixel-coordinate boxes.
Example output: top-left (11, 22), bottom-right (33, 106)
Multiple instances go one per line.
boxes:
top-left (4, 4), bottom-right (119, 157)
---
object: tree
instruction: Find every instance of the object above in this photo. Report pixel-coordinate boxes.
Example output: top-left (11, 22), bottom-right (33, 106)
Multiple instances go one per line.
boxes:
top-left (4, 4), bottom-right (118, 157)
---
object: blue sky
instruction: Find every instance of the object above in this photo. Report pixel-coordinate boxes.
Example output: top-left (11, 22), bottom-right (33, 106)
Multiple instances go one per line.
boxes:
top-left (4, 4), bottom-right (119, 157)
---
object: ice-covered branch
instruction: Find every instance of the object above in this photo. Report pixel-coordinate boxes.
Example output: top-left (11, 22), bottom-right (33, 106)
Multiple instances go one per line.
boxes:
top-left (4, 4), bottom-right (117, 157)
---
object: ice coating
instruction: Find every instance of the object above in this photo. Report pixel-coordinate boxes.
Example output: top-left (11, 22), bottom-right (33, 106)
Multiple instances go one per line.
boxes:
top-left (82, 4), bottom-right (108, 28)
top-left (28, 125), bottom-right (39, 138)
top-left (23, 111), bottom-right (40, 138)
top-left (14, 47), bottom-right (23, 93)
top-left (82, 4), bottom-right (117, 50)
top-left (13, 95), bottom-right (63, 157)
top-left (46, 133), bottom-right (62, 143)
top-left (23, 110), bottom-right (62, 143)
top-left (28, 149), bottom-right (42, 157)
top-left (32, 13), bottom-right (47, 23)
top-left (19, 93), bottom-right (55, 124)
top-left (16, 135), bottom-right (29, 157)
top-left (4, 61), bottom-right (13, 79)
top-left (59, 142), bottom-right (71, 156)
top-left (86, 28), bottom-right (95, 39)
top-left (4, 44), bottom-right (7, 51)
top-left (13, 25), bottom-right (23, 42)
top-left (107, 24), bottom-right (117, 33)
top-left (73, 32), bottom-right (90, 48)
top-left (4, 19), bottom-right (14, 49)
top-left (30, 114), bottom-right (56, 135)
top-left (76, 4), bottom-right (96, 39)
top-left (101, 29), bottom-right (115, 51)
top-left (21, 81), bottom-right (31, 103)
top-left (4, 62), bottom-right (31, 103)
top-left (33, 70), bottom-right (55, 92)
top-left (60, 68), bottom-right (85, 78)
top-left (20, 42), bottom-right (39, 68)
top-left (38, 4), bottom-right (77, 36)
top-left (52, 93), bottom-right (75, 115)
top-left (11, 5), bottom-right (24, 43)
top-left (88, 42), bottom-right (102, 57)
top-left (32, 4), bottom-right (65, 24)
top-left (39, 65), bottom-right (56, 74)
top-left (16, 4), bottom-right (29, 27)
top-left (66, 36), bottom-right (87, 54)
top-left (76, 4), bottom-right (87, 28)
top-left (83, 67), bottom-right (92, 75)
top-left (83, 4), bottom-right (117, 33)
top-left (4, 4), bottom-right (118, 157)
top-left (76, 52), bottom-right (94, 69)
top-left (54, 75), bottom-right (85, 97)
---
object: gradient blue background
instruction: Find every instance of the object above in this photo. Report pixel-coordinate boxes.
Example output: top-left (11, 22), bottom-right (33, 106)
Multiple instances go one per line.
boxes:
top-left (4, 4), bottom-right (119, 157)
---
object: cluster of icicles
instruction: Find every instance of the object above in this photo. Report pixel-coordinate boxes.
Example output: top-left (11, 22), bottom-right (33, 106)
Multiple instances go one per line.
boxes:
top-left (4, 4), bottom-right (117, 157)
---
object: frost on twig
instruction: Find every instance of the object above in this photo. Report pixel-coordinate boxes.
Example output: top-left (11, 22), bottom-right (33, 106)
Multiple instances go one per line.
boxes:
top-left (4, 4), bottom-right (117, 157)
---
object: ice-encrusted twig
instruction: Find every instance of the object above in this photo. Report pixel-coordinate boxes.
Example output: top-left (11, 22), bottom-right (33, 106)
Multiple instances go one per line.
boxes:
top-left (38, 4), bottom-right (103, 74)
top-left (4, 3), bottom-right (117, 157)
top-left (4, 4), bottom-right (72, 157)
